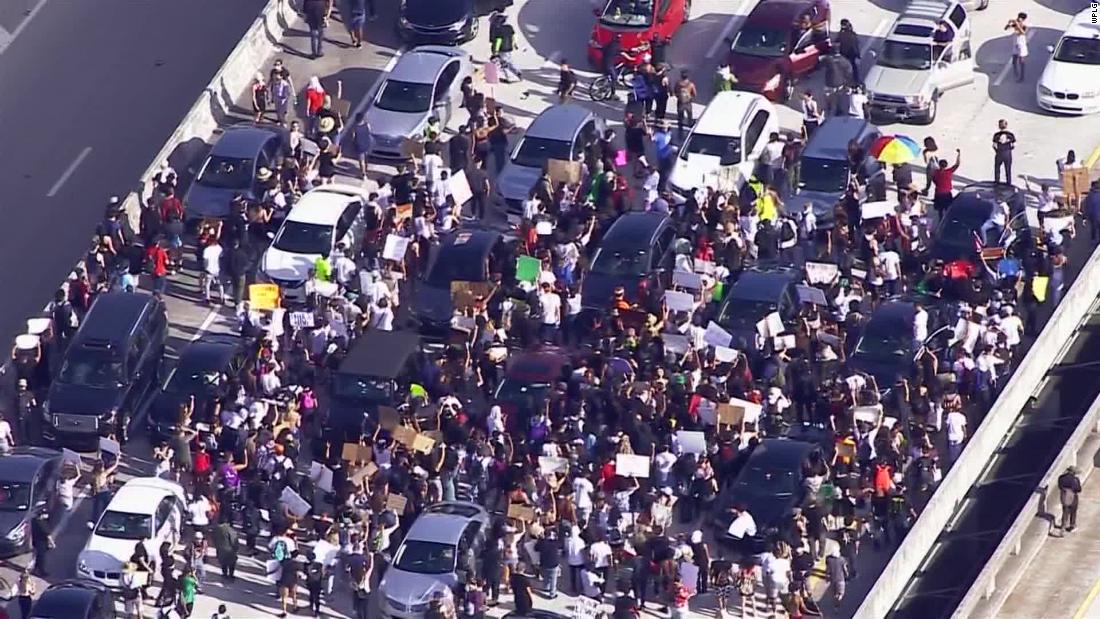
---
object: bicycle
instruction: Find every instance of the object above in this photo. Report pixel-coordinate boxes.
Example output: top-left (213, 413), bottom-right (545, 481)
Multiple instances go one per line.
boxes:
top-left (589, 63), bottom-right (635, 102)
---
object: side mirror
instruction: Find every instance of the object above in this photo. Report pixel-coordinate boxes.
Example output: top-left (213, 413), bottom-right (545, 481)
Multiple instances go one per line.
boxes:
top-left (868, 50), bottom-right (877, 58)
top-left (1046, 44), bottom-right (1055, 53)
top-left (936, 61), bottom-right (948, 69)
top-left (86, 521), bottom-right (95, 531)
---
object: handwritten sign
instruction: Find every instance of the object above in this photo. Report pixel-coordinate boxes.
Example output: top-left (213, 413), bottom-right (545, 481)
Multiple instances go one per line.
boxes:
top-left (383, 234), bottom-right (410, 262)
top-left (547, 159), bottom-right (582, 184)
top-left (507, 503), bottom-right (537, 522)
top-left (386, 493), bottom-right (408, 513)
top-left (805, 261), bottom-right (840, 285)
top-left (616, 454), bottom-right (651, 478)
top-left (289, 311), bottom-right (315, 329)
top-left (249, 284), bottom-right (280, 311)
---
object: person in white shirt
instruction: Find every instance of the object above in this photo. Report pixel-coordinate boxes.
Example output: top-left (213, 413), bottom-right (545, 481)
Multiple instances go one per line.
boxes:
top-left (0, 419), bottom-right (14, 455)
top-left (847, 85), bottom-right (869, 118)
top-left (423, 147), bottom-right (444, 185)
top-left (880, 248), bottom-right (902, 295)
top-left (913, 303), bottom-right (929, 344)
top-left (573, 476), bottom-right (595, 523)
top-left (538, 283), bottom-right (562, 343)
top-left (201, 241), bottom-right (225, 304)
top-left (187, 495), bottom-right (212, 528)
top-left (564, 526), bottom-right (587, 593)
top-left (945, 409), bottom-right (968, 462)
top-left (1000, 306), bottom-right (1023, 348)
top-left (727, 506), bottom-right (757, 540)
top-left (371, 297), bottom-right (395, 331)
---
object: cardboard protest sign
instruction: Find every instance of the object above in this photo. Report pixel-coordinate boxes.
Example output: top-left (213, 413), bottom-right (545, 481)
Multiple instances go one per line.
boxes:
top-left (393, 426), bottom-right (418, 449)
top-left (412, 433), bottom-right (436, 455)
top-left (516, 256), bottom-right (541, 283)
top-left (289, 311), bottom-right (315, 329)
top-left (703, 321), bottom-right (732, 348)
top-left (448, 169), bottom-right (473, 206)
top-left (728, 397), bottom-right (763, 424)
top-left (717, 402), bottom-right (742, 425)
top-left (350, 461), bottom-right (379, 485)
top-left (796, 285), bottom-right (828, 306)
top-left (507, 503), bottom-right (538, 522)
top-left (714, 346), bottom-right (739, 363)
top-left (615, 454), bottom-right (651, 478)
top-left (451, 281), bottom-right (494, 311)
top-left (248, 284), bottom-right (280, 310)
top-left (400, 138), bottom-right (425, 160)
top-left (382, 234), bottom-right (410, 262)
top-left (279, 486), bottom-right (311, 517)
top-left (538, 456), bottom-right (569, 476)
top-left (386, 493), bottom-right (408, 513)
top-left (394, 203), bottom-right (413, 223)
top-left (673, 270), bottom-right (703, 290)
top-left (664, 290), bottom-right (695, 313)
top-left (378, 406), bottom-right (401, 431)
top-left (547, 158), bottom-right (581, 184)
top-left (676, 430), bottom-right (707, 455)
top-left (805, 261), bottom-right (840, 285)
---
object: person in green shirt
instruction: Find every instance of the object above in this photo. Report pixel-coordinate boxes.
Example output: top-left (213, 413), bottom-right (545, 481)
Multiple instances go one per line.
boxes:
top-left (179, 567), bottom-right (198, 617)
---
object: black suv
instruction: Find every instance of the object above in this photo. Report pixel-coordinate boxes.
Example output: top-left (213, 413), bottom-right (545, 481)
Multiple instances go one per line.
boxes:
top-left (581, 212), bottom-right (675, 311)
top-left (0, 447), bottom-right (62, 556)
top-left (29, 580), bottom-right (115, 619)
top-left (43, 292), bottom-right (167, 448)
top-left (715, 266), bottom-right (801, 349)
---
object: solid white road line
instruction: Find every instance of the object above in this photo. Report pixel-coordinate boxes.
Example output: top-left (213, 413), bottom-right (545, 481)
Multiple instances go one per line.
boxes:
top-left (190, 306), bottom-right (224, 342)
top-left (336, 49), bottom-right (402, 147)
top-left (706, 0), bottom-right (752, 60)
top-left (992, 30), bottom-right (1034, 87)
top-left (47, 146), bottom-right (92, 197)
top-left (0, 26), bottom-right (12, 49)
top-left (0, 0), bottom-right (49, 55)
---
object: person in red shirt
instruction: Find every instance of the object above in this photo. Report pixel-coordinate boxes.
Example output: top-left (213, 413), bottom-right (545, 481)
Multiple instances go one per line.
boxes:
top-left (931, 148), bottom-right (961, 220)
top-left (147, 240), bottom-right (170, 294)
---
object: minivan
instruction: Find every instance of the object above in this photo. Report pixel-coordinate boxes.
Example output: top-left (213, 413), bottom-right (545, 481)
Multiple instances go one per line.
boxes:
top-left (786, 117), bottom-right (883, 228)
top-left (43, 292), bottom-right (167, 447)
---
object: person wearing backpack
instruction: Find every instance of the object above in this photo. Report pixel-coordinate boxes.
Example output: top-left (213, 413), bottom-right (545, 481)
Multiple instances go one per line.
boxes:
top-left (304, 552), bottom-right (325, 617)
top-left (1058, 466), bottom-right (1083, 532)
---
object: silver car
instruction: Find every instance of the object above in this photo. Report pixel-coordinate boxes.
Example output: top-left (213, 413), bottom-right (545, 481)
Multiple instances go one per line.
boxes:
top-left (379, 502), bottom-right (489, 618)
top-left (366, 46), bottom-right (472, 159)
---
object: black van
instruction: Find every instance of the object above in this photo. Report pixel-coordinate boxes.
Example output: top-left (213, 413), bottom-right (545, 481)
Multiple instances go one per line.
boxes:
top-left (44, 292), bottom-right (167, 448)
top-left (785, 117), bottom-right (883, 228)
top-left (29, 580), bottom-right (116, 619)
top-left (325, 330), bottom-right (422, 441)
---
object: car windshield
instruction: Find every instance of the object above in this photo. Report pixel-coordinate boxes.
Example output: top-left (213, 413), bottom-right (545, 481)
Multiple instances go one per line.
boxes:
top-left (732, 26), bottom-right (788, 57)
top-left (855, 327), bottom-right (911, 360)
top-left (425, 253), bottom-right (487, 287)
top-left (95, 510), bottom-right (153, 540)
top-left (197, 155), bottom-right (253, 189)
top-left (512, 137), bottom-right (572, 169)
top-left (273, 221), bottom-right (333, 256)
top-left (58, 352), bottom-right (124, 388)
top-left (164, 365), bottom-right (222, 395)
top-left (736, 465), bottom-right (798, 495)
top-left (393, 540), bottom-right (457, 574)
top-left (1054, 36), bottom-right (1100, 65)
top-left (600, 0), bottom-right (653, 26)
top-left (681, 133), bottom-right (741, 166)
top-left (590, 247), bottom-right (649, 276)
top-left (878, 40), bottom-right (932, 70)
top-left (375, 80), bottom-right (433, 113)
top-left (718, 298), bottom-right (777, 328)
top-left (938, 212), bottom-right (985, 247)
top-left (494, 380), bottom-right (551, 408)
top-left (800, 157), bottom-right (850, 193)
top-left (332, 373), bottom-right (392, 402)
top-left (0, 482), bottom-right (31, 511)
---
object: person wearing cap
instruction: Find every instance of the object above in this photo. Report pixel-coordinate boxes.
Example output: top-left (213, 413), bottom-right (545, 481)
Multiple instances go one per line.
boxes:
top-left (1058, 465), bottom-right (1083, 532)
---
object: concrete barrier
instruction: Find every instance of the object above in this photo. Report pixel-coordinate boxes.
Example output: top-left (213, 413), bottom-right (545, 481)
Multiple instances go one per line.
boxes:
top-left (953, 365), bottom-right (1100, 618)
top-left (854, 239), bottom-right (1100, 619)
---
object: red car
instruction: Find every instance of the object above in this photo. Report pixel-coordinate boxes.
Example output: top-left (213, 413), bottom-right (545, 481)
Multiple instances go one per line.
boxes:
top-left (587, 0), bottom-right (691, 67)
top-left (728, 0), bottom-right (830, 102)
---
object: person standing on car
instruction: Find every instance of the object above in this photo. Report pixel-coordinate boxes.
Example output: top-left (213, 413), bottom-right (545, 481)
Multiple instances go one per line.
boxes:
top-left (836, 19), bottom-right (862, 84)
top-left (302, 0), bottom-right (331, 58)
top-left (992, 119), bottom-right (1016, 184)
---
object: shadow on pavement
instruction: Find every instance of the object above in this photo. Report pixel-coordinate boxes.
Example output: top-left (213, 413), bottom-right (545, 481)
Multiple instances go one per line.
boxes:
top-left (975, 27), bottom-right (1062, 114)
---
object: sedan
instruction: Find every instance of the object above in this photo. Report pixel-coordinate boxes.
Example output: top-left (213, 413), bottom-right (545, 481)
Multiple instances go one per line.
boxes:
top-left (1036, 7), bottom-right (1100, 115)
top-left (148, 335), bottom-right (250, 439)
top-left (183, 125), bottom-right (284, 220)
top-left (0, 447), bottom-right (61, 557)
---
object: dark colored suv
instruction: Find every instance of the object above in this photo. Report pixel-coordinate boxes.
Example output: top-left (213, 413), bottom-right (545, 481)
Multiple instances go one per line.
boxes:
top-left (43, 292), bottom-right (167, 448)
top-left (148, 335), bottom-right (251, 440)
top-left (581, 212), bottom-right (675, 311)
top-left (715, 266), bottom-right (801, 349)
top-left (0, 447), bottom-right (62, 556)
top-left (28, 580), bottom-right (116, 619)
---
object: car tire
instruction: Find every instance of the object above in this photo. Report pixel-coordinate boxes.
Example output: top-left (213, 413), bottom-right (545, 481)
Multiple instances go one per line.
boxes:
top-left (780, 74), bottom-right (794, 102)
top-left (467, 17), bottom-right (479, 42)
top-left (919, 96), bottom-right (938, 125)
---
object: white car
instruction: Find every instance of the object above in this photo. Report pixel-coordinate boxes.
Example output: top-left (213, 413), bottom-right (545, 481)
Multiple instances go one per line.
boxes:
top-left (260, 185), bottom-right (370, 303)
top-left (77, 477), bottom-right (185, 586)
top-left (1037, 8), bottom-right (1100, 115)
top-left (668, 91), bottom-right (778, 202)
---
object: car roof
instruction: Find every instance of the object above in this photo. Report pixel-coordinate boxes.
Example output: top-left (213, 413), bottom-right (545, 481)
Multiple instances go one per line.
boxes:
top-left (526, 104), bottom-right (592, 140)
top-left (803, 118), bottom-right (877, 160)
top-left (603, 212), bottom-right (669, 248)
top-left (946, 192), bottom-right (995, 220)
top-left (748, 438), bottom-right (817, 469)
top-left (867, 300), bottom-right (917, 330)
top-left (212, 125), bottom-right (279, 159)
top-left (285, 185), bottom-right (366, 225)
top-left (505, 348), bottom-right (570, 382)
top-left (390, 46), bottom-right (468, 83)
top-left (29, 582), bottom-right (98, 618)
top-left (76, 292), bottom-right (157, 344)
top-left (1065, 8), bottom-right (1100, 39)
top-left (339, 330), bottom-right (421, 378)
top-left (695, 91), bottom-right (766, 135)
top-left (438, 229), bottom-right (500, 261)
top-left (0, 447), bottom-right (60, 482)
top-left (746, 0), bottom-right (817, 26)
top-left (406, 503), bottom-right (485, 544)
top-left (894, 0), bottom-right (955, 31)
top-left (110, 477), bottom-right (184, 512)
top-left (727, 268), bottom-right (797, 304)
top-left (176, 337), bottom-right (239, 374)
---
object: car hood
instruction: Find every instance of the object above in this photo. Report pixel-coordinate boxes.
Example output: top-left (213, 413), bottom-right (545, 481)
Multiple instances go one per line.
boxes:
top-left (415, 284), bottom-right (453, 323)
top-left (80, 542), bottom-right (135, 571)
top-left (670, 153), bottom-right (725, 193)
top-left (1039, 59), bottom-right (1099, 95)
top-left (381, 569), bottom-right (456, 607)
top-left (729, 53), bottom-right (780, 84)
top-left (183, 182), bottom-right (238, 219)
top-left (261, 247), bottom-right (320, 284)
top-left (404, 0), bottom-right (470, 26)
top-left (0, 512), bottom-right (28, 537)
top-left (47, 383), bottom-right (120, 416)
top-left (786, 190), bottom-right (839, 226)
top-left (365, 105), bottom-right (427, 143)
top-left (496, 162), bottom-right (542, 202)
top-left (866, 65), bottom-right (927, 98)
top-left (581, 272), bottom-right (641, 309)
top-left (719, 489), bottom-right (797, 531)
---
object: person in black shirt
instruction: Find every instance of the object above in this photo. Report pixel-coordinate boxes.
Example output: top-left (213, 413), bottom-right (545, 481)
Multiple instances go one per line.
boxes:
top-left (536, 529), bottom-right (563, 598)
top-left (557, 59), bottom-right (578, 102)
top-left (836, 19), bottom-right (862, 84)
top-left (992, 119), bottom-right (1016, 184)
top-left (510, 562), bottom-right (534, 613)
top-left (448, 124), bottom-right (473, 173)
top-left (602, 34), bottom-right (623, 97)
top-left (302, 0), bottom-right (329, 58)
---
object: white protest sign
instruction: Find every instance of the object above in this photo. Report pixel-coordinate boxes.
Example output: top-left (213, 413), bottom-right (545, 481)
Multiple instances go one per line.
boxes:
top-left (289, 311), bottom-right (315, 329)
top-left (765, 312), bottom-right (784, 337)
top-left (773, 335), bottom-right (796, 350)
top-left (98, 437), bottom-right (120, 458)
top-left (861, 200), bottom-right (895, 220)
top-left (729, 397), bottom-right (763, 424)
top-left (703, 321), bottom-right (732, 348)
top-left (448, 169), bottom-right (473, 205)
top-left (694, 259), bottom-right (716, 275)
top-left (676, 430), bottom-right (707, 455)
top-left (279, 486), bottom-right (311, 517)
top-left (538, 456), bottom-right (569, 476)
top-left (714, 346), bottom-right (739, 363)
top-left (796, 285), bottom-right (828, 306)
top-left (805, 261), bottom-right (840, 285)
top-left (673, 270), bottom-right (703, 290)
top-left (383, 234), bottom-right (410, 262)
top-left (662, 332), bottom-right (691, 355)
top-left (616, 454), bottom-right (651, 478)
top-left (853, 404), bottom-right (883, 425)
top-left (62, 449), bottom-right (81, 469)
top-left (664, 290), bottom-right (695, 313)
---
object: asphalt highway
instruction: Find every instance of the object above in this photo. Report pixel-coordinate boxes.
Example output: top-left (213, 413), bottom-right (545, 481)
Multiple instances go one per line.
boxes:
top-left (0, 0), bottom-right (267, 344)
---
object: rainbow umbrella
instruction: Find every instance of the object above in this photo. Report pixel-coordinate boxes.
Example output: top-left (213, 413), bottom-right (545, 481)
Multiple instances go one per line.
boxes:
top-left (869, 135), bottom-right (921, 164)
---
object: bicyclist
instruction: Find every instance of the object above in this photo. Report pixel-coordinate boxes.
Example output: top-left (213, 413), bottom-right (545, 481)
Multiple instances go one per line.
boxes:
top-left (601, 34), bottom-right (623, 99)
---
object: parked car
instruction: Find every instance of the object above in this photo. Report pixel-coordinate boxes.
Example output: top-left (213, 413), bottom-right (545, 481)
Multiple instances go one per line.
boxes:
top-left (414, 229), bottom-right (510, 338)
top-left (398, 0), bottom-right (481, 44)
top-left (497, 105), bottom-right (605, 213)
top-left (0, 447), bottom-right (62, 557)
top-left (714, 266), bottom-right (801, 350)
top-left (147, 335), bottom-right (251, 440)
top-left (668, 91), bottom-right (777, 202)
top-left (727, 0), bottom-right (830, 101)
top-left (184, 125), bottom-right (286, 220)
top-left (365, 46), bottom-right (473, 160)
top-left (865, 0), bottom-right (973, 124)
top-left (581, 212), bottom-right (675, 310)
top-left (260, 184), bottom-right (371, 304)
top-left (713, 439), bottom-right (819, 542)
top-left (77, 477), bottom-right (185, 587)
top-left (493, 348), bottom-right (573, 418)
top-left (785, 117), bottom-right (883, 228)
top-left (379, 502), bottom-right (490, 618)
top-left (586, 0), bottom-right (691, 67)
top-left (848, 298), bottom-right (955, 388)
top-left (27, 580), bottom-right (116, 619)
top-left (326, 330), bottom-right (423, 442)
top-left (1036, 7), bottom-right (1100, 115)
top-left (43, 292), bottom-right (167, 449)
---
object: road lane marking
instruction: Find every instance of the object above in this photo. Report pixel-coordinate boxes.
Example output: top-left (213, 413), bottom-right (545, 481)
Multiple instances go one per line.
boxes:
top-left (0, 0), bottom-right (49, 55)
top-left (1074, 574), bottom-right (1100, 619)
top-left (47, 146), bottom-right (92, 197)
top-left (993, 30), bottom-right (1034, 87)
top-left (863, 17), bottom-right (892, 56)
top-left (337, 49), bottom-right (402, 148)
top-left (706, 0), bottom-right (752, 60)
